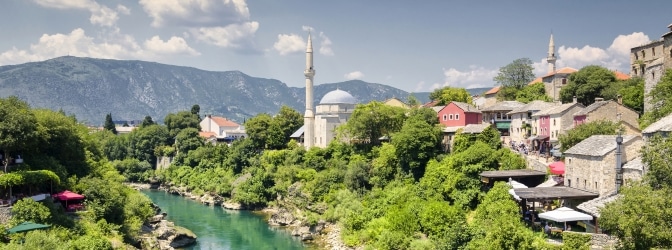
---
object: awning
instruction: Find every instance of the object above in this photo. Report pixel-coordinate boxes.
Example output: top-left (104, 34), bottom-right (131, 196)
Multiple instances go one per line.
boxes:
top-left (539, 207), bottom-right (593, 222)
top-left (495, 122), bottom-right (511, 129)
top-left (549, 161), bottom-right (565, 175)
top-left (530, 135), bottom-right (549, 141)
top-left (7, 222), bottom-right (51, 234)
top-left (52, 190), bottom-right (85, 201)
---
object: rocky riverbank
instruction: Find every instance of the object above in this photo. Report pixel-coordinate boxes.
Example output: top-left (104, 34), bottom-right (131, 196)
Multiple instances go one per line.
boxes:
top-left (139, 205), bottom-right (197, 250)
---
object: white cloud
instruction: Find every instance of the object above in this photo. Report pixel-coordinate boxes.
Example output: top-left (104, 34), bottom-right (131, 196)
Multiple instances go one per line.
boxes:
top-left (319, 32), bottom-right (334, 56)
top-left (344, 71), bottom-right (364, 80)
top-left (192, 22), bottom-right (259, 48)
top-left (32, 0), bottom-right (119, 27)
top-left (139, 0), bottom-right (250, 27)
top-left (116, 4), bottom-right (131, 15)
top-left (273, 33), bottom-right (305, 55)
top-left (608, 32), bottom-right (651, 57)
top-left (0, 28), bottom-right (202, 66)
top-left (302, 26), bottom-right (314, 32)
top-left (144, 36), bottom-right (200, 56)
top-left (439, 66), bottom-right (498, 89)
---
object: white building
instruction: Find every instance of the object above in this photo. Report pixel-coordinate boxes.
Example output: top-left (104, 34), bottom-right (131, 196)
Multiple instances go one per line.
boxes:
top-left (200, 115), bottom-right (247, 142)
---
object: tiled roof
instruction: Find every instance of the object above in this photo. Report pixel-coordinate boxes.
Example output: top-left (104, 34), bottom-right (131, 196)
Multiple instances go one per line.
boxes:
top-left (577, 192), bottom-right (620, 217)
top-left (543, 67), bottom-right (578, 78)
top-left (622, 157), bottom-right (644, 171)
top-left (211, 116), bottom-right (240, 127)
top-left (564, 135), bottom-right (640, 156)
top-left (532, 102), bottom-right (583, 116)
top-left (573, 100), bottom-right (610, 116)
top-left (443, 126), bottom-right (463, 133)
top-left (480, 101), bottom-right (525, 112)
top-left (199, 131), bottom-right (216, 138)
top-left (528, 77), bottom-right (543, 85)
top-left (422, 100), bottom-right (439, 108)
top-left (507, 100), bottom-right (557, 115)
top-left (484, 86), bottom-right (500, 95)
top-left (614, 71), bottom-right (630, 80)
top-left (431, 106), bottom-right (445, 113)
top-left (462, 123), bottom-right (491, 134)
top-left (452, 101), bottom-right (480, 113)
top-left (642, 113), bottom-right (672, 134)
top-left (290, 125), bottom-right (305, 138)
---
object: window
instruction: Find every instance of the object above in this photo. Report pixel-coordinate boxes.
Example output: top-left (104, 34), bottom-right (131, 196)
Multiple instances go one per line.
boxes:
top-left (595, 182), bottom-right (598, 190)
top-left (443, 114), bottom-right (447, 121)
top-left (653, 72), bottom-right (655, 79)
top-left (652, 47), bottom-right (656, 56)
top-left (568, 158), bottom-right (572, 164)
top-left (584, 180), bottom-right (587, 189)
top-left (568, 179), bottom-right (571, 187)
top-left (642, 50), bottom-right (646, 58)
top-left (635, 53), bottom-right (639, 60)
top-left (562, 78), bottom-right (567, 84)
top-left (448, 114), bottom-right (453, 120)
top-left (455, 114), bottom-right (460, 120)
top-left (576, 178), bottom-right (579, 187)
top-left (553, 119), bottom-right (556, 126)
top-left (634, 68), bottom-right (638, 75)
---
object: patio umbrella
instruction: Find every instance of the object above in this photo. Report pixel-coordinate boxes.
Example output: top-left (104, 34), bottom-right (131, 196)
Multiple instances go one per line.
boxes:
top-left (7, 221), bottom-right (51, 234)
top-left (539, 207), bottom-right (592, 222)
top-left (548, 161), bottom-right (565, 175)
top-left (52, 190), bottom-right (84, 201)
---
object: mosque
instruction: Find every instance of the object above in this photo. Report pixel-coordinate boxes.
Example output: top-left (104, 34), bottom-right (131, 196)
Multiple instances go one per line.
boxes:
top-left (290, 34), bottom-right (358, 148)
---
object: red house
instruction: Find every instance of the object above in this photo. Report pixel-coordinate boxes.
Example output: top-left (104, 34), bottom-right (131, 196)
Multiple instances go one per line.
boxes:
top-left (437, 101), bottom-right (482, 127)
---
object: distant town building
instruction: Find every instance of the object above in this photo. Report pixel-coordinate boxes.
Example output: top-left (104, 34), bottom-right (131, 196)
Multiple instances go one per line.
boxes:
top-left (199, 115), bottom-right (246, 143)
top-left (531, 101), bottom-right (584, 144)
top-left (630, 23), bottom-right (672, 112)
top-left (641, 112), bottom-right (672, 139)
top-left (482, 86), bottom-right (500, 108)
top-left (506, 100), bottom-right (557, 143)
top-left (437, 101), bottom-right (482, 128)
top-left (480, 101), bottom-right (525, 136)
top-left (572, 97), bottom-right (640, 135)
top-left (383, 97), bottom-right (410, 109)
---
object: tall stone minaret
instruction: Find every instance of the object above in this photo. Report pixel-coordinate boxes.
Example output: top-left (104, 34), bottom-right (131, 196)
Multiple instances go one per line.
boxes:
top-left (547, 33), bottom-right (557, 74)
top-left (303, 33), bottom-right (315, 148)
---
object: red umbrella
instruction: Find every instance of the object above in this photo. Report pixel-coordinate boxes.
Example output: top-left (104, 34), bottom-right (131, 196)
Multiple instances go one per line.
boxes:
top-left (52, 190), bottom-right (85, 201)
top-left (549, 161), bottom-right (565, 175)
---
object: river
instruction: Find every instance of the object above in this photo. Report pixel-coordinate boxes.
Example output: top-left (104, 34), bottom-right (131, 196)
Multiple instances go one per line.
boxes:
top-left (142, 190), bottom-right (311, 250)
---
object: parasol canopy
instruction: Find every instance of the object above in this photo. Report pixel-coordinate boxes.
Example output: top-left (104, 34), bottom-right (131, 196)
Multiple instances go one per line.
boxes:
top-left (52, 190), bottom-right (85, 201)
top-left (7, 221), bottom-right (51, 234)
top-left (549, 161), bottom-right (565, 175)
top-left (539, 207), bottom-right (592, 222)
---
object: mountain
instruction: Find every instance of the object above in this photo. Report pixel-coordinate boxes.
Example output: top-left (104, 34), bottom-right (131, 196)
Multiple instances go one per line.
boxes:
top-left (0, 56), bottom-right (487, 124)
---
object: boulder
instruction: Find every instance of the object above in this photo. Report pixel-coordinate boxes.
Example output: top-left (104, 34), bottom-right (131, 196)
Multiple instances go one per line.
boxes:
top-left (300, 233), bottom-right (313, 241)
top-left (169, 226), bottom-right (197, 248)
top-left (268, 209), bottom-right (295, 226)
top-left (222, 201), bottom-right (244, 210)
top-left (151, 221), bottom-right (197, 249)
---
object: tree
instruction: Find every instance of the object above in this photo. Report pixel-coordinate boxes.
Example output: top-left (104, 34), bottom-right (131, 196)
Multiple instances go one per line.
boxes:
top-left (164, 111), bottom-right (200, 138)
top-left (128, 124), bottom-right (170, 165)
top-left (191, 104), bottom-right (201, 119)
top-left (340, 101), bottom-right (406, 146)
top-left (175, 128), bottom-right (205, 162)
top-left (429, 87), bottom-right (473, 106)
top-left (267, 106), bottom-right (303, 149)
top-left (515, 82), bottom-right (552, 103)
top-left (560, 65), bottom-right (616, 106)
top-left (104, 113), bottom-right (117, 135)
top-left (477, 125), bottom-right (502, 150)
top-left (617, 77), bottom-right (644, 114)
top-left (558, 120), bottom-right (620, 152)
top-left (392, 116), bottom-right (442, 179)
top-left (0, 96), bottom-right (38, 173)
top-left (493, 58), bottom-right (535, 89)
top-left (640, 69), bottom-right (672, 129)
top-left (141, 116), bottom-right (155, 128)
top-left (11, 198), bottom-right (52, 225)
top-left (244, 113), bottom-right (273, 149)
top-left (641, 135), bottom-right (672, 189)
top-left (406, 94), bottom-right (421, 107)
top-left (407, 107), bottom-right (439, 126)
top-left (599, 184), bottom-right (672, 250)
top-left (32, 109), bottom-right (90, 177)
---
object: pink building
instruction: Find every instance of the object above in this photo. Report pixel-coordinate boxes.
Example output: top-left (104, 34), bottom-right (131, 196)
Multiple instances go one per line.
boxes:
top-left (437, 101), bottom-right (482, 127)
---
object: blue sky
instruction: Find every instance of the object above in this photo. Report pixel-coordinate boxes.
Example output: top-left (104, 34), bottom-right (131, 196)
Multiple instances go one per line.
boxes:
top-left (1, 0), bottom-right (671, 92)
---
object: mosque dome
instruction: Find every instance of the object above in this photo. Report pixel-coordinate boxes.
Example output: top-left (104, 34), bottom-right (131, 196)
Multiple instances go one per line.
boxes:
top-left (319, 89), bottom-right (357, 104)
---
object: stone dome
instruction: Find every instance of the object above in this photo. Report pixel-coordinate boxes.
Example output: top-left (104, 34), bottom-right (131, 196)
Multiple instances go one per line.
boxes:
top-left (319, 89), bottom-right (357, 104)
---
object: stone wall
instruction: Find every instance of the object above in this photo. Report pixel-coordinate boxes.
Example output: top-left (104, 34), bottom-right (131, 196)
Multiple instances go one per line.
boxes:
top-left (584, 101), bottom-right (640, 134)
top-left (590, 233), bottom-right (619, 250)
top-left (156, 156), bottom-right (174, 170)
top-left (0, 207), bottom-right (11, 224)
top-left (644, 63), bottom-right (664, 112)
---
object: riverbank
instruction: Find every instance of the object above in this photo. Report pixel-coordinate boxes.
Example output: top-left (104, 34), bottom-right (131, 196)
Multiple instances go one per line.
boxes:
top-left (130, 182), bottom-right (356, 249)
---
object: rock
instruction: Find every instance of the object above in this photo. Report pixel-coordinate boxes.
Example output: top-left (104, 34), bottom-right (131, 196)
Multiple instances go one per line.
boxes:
top-left (222, 201), bottom-right (244, 210)
top-left (148, 214), bottom-right (165, 224)
top-left (151, 221), bottom-right (197, 249)
top-left (140, 236), bottom-right (160, 250)
top-left (310, 220), bottom-right (326, 234)
top-left (300, 233), bottom-right (313, 241)
top-left (268, 209), bottom-right (295, 226)
top-left (169, 226), bottom-right (197, 248)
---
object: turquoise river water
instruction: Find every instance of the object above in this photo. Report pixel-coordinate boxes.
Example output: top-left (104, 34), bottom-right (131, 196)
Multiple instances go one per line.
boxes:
top-left (142, 190), bottom-right (310, 250)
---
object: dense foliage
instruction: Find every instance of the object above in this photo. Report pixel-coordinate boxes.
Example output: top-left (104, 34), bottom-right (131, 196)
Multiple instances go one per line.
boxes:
top-left (493, 58), bottom-right (536, 89)
top-left (559, 66), bottom-right (617, 106)
top-left (429, 86), bottom-right (474, 106)
top-left (558, 120), bottom-right (620, 152)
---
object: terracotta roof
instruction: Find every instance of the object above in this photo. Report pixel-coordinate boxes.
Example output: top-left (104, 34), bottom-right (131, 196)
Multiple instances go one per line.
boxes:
top-left (564, 135), bottom-right (640, 156)
top-left (451, 101), bottom-right (480, 113)
top-left (422, 100), bottom-right (439, 108)
top-left (484, 86), bottom-right (500, 95)
top-left (543, 67), bottom-right (578, 78)
top-left (614, 71), bottom-right (630, 80)
top-left (642, 112), bottom-right (672, 134)
top-left (480, 101), bottom-right (525, 112)
top-left (199, 131), bottom-right (216, 138)
top-left (528, 77), bottom-right (543, 85)
top-left (573, 100), bottom-right (610, 116)
top-left (532, 102), bottom-right (583, 116)
top-left (211, 116), bottom-right (239, 127)
top-left (507, 100), bottom-right (557, 115)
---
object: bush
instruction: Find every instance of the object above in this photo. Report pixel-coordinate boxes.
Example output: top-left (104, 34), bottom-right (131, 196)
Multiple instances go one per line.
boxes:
top-left (562, 231), bottom-right (591, 250)
top-left (10, 198), bottom-right (52, 226)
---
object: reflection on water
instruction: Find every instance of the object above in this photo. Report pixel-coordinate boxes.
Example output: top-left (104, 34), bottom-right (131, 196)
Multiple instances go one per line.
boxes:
top-left (142, 190), bottom-right (309, 250)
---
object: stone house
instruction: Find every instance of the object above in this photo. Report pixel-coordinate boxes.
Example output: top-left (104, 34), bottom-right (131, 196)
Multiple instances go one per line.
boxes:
top-left (563, 135), bottom-right (644, 196)
top-left (642, 112), bottom-right (672, 139)
top-left (482, 86), bottom-right (500, 108)
top-left (531, 102), bottom-right (585, 144)
top-left (506, 100), bottom-right (557, 143)
top-left (383, 97), bottom-right (410, 109)
top-left (540, 67), bottom-right (578, 101)
top-left (437, 101), bottom-right (482, 128)
top-left (630, 23), bottom-right (672, 112)
top-left (480, 100), bottom-right (525, 136)
top-left (573, 97), bottom-right (641, 135)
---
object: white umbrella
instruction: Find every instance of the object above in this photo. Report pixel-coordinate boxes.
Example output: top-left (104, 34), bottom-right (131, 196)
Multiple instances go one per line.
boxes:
top-left (508, 189), bottom-right (521, 201)
top-left (539, 207), bottom-right (593, 222)
top-left (508, 178), bottom-right (528, 189)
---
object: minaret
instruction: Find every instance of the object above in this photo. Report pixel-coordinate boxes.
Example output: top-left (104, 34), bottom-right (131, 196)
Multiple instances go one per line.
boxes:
top-left (546, 33), bottom-right (557, 74)
top-left (304, 33), bottom-right (316, 148)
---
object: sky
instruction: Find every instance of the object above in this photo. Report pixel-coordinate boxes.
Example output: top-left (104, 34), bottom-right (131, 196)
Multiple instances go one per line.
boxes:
top-left (1, 0), bottom-right (672, 93)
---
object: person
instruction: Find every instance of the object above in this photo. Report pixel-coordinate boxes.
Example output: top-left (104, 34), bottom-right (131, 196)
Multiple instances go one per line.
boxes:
top-left (566, 224), bottom-right (572, 231)
top-left (544, 223), bottom-right (551, 236)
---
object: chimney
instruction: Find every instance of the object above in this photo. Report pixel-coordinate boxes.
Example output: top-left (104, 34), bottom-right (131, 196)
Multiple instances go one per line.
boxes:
top-left (572, 96), bottom-right (577, 104)
top-left (617, 95), bottom-right (623, 105)
top-left (595, 97), bottom-right (604, 102)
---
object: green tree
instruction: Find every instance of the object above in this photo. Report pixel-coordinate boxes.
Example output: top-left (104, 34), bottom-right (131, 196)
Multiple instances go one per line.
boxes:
top-left (496, 86), bottom-right (519, 101)
top-left (558, 120), bottom-right (620, 152)
top-left (640, 69), bottom-right (672, 129)
top-left (103, 113), bottom-right (117, 135)
top-left (515, 82), bottom-right (553, 103)
top-left (408, 107), bottom-right (439, 126)
top-left (406, 94), bottom-right (421, 107)
top-left (244, 113), bottom-right (273, 149)
top-left (493, 58), bottom-right (535, 89)
top-left (175, 128), bottom-right (205, 161)
top-left (0, 96), bottom-right (38, 173)
top-left (340, 101), bottom-right (406, 146)
top-left (600, 184), bottom-right (672, 250)
top-left (429, 87), bottom-right (474, 106)
top-left (32, 109), bottom-right (91, 177)
top-left (10, 198), bottom-right (52, 225)
top-left (560, 65), bottom-right (616, 106)
top-left (140, 115), bottom-right (155, 128)
top-left (267, 106), bottom-right (303, 149)
top-left (164, 111), bottom-right (200, 138)
top-left (477, 125), bottom-right (502, 150)
top-left (128, 124), bottom-right (170, 165)
top-left (191, 104), bottom-right (201, 119)
top-left (641, 135), bottom-right (672, 189)
top-left (618, 77), bottom-right (644, 114)
top-left (392, 116), bottom-right (441, 179)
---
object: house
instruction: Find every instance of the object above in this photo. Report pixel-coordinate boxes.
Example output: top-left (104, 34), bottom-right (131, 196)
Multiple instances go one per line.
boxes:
top-left (437, 101), bottom-right (482, 128)
top-left (384, 97), bottom-right (410, 109)
top-left (461, 123), bottom-right (492, 134)
top-left (482, 86), bottom-right (500, 108)
top-left (613, 70), bottom-right (630, 81)
top-left (472, 96), bottom-right (485, 110)
top-left (480, 101), bottom-right (525, 136)
top-left (422, 100), bottom-right (439, 108)
top-left (531, 101), bottom-right (585, 144)
top-left (540, 67), bottom-right (578, 101)
top-left (573, 97), bottom-right (640, 135)
top-left (200, 115), bottom-right (247, 143)
top-left (115, 126), bottom-right (138, 134)
top-left (563, 135), bottom-right (644, 196)
top-left (641, 112), bottom-right (672, 139)
top-left (506, 101), bottom-right (558, 143)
